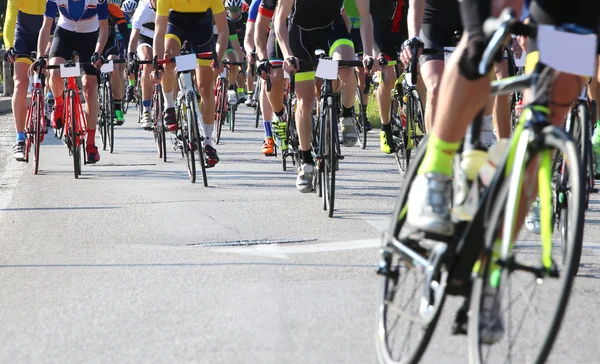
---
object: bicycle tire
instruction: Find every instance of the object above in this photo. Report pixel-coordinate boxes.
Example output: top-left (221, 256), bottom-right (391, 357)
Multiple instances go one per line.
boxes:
top-left (68, 93), bottom-right (80, 179)
top-left (355, 85), bottom-right (367, 149)
top-left (392, 96), bottom-right (409, 176)
top-left (33, 94), bottom-right (42, 175)
top-left (376, 135), bottom-right (444, 364)
top-left (468, 126), bottom-right (584, 364)
top-left (190, 99), bottom-right (208, 187)
top-left (254, 80), bottom-right (261, 128)
top-left (184, 105), bottom-right (196, 183)
top-left (324, 96), bottom-right (336, 217)
top-left (106, 80), bottom-right (115, 154)
top-left (231, 104), bottom-right (236, 132)
top-left (99, 82), bottom-right (108, 151)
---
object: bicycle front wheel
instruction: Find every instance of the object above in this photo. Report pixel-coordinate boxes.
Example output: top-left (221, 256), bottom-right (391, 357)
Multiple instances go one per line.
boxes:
top-left (322, 96), bottom-right (337, 217)
top-left (33, 94), bottom-right (43, 175)
top-left (99, 84), bottom-right (108, 151)
top-left (468, 126), bottom-right (584, 364)
top-left (68, 93), bottom-right (80, 179)
top-left (376, 135), bottom-right (444, 364)
top-left (180, 104), bottom-right (196, 183)
top-left (106, 81), bottom-right (115, 154)
top-left (191, 101), bottom-right (208, 187)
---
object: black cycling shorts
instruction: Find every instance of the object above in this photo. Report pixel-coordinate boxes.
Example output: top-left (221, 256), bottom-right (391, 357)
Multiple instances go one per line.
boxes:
top-left (374, 24), bottom-right (405, 64)
top-left (419, 23), bottom-right (462, 64)
top-left (267, 27), bottom-right (283, 67)
top-left (166, 11), bottom-right (215, 58)
top-left (103, 36), bottom-right (121, 57)
top-left (49, 26), bottom-right (98, 75)
top-left (350, 28), bottom-right (363, 55)
top-left (289, 15), bottom-right (352, 76)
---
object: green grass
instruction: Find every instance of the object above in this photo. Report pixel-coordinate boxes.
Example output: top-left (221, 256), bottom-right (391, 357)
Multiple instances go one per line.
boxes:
top-left (366, 92), bottom-right (381, 129)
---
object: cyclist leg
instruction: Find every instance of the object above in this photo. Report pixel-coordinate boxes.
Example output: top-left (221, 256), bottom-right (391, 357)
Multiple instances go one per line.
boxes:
top-left (48, 27), bottom-right (71, 131)
top-left (159, 18), bottom-right (185, 132)
top-left (288, 23), bottom-right (320, 192)
top-left (138, 40), bottom-right (154, 129)
top-left (375, 26), bottom-right (403, 154)
top-left (11, 30), bottom-right (37, 160)
top-left (329, 16), bottom-right (359, 147)
top-left (260, 78), bottom-right (276, 155)
top-left (191, 20), bottom-right (220, 166)
top-left (268, 30), bottom-right (288, 150)
top-left (224, 41), bottom-right (240, 104)
top-left (105, 38), bottom-right (126, 125)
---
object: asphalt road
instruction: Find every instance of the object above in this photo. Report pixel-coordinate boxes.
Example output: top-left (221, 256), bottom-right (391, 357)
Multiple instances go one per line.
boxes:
top-left (0, 105), bottom-right (598, 363)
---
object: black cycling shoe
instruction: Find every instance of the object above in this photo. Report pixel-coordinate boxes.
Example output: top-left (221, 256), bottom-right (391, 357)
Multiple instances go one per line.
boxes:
top-left (364, 115), bottom-right (373, 132)
top-left (126, 85), bottom-right (135, 102)
top-left (163, 107), bottom-right (178, 132)
top-left (204, 145), bottom-right (220, 167)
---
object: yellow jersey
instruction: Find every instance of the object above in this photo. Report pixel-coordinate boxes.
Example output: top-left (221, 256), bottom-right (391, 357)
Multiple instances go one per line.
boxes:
top-left (156, 0), bottom-right (225, 17)
top-left (3, 0), bottom-right (46, 49)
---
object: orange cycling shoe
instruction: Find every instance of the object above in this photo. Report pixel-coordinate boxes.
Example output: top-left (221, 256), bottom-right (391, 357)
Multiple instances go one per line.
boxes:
top-left (261, 137), bottom-right (275, 155)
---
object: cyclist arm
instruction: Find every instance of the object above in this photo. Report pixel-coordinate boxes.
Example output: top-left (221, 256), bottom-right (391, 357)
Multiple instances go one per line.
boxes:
top-left (274, 0), bottom-right (294, 59)
top-left (117, 20), bottom-right (132, 47)
top-left (214, 11), bottom-right (229, 62)
top-left (96, 19), bottom-right (110, 55)
top-left (128, 28), bottom-right (141, 55)
top-left (37, 4), bottom-right (57, 58)
top-left (244, 21), bottom-right (255, 53)
top-left (407, 0), bottom-right (425, 39)
top-left (355, 0), bottom-right (374, 58)
top-left (255, 12), bottom-right (270, 60)
top-left (153, 14), bottom-right (168, 62)
top-left (3, 0), bottom-right (19, 49)
top-left (341, 7), bottom-right (351, 33)
top-left (230, 35), bottom-right (244, 62)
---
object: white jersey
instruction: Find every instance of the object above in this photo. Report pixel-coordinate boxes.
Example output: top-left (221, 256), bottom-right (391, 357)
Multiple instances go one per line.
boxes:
top-left (131, 0), bottom-right (156, 40)
top-left (45, 0), bottom-right (109, 33)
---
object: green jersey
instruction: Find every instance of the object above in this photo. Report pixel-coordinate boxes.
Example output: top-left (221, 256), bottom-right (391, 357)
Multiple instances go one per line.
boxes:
top-left (343, 0), bottom-right (360, 28)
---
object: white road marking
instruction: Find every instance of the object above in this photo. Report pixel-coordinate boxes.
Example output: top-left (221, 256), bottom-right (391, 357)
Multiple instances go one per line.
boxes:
top-left (212, 238), bottom-right (382, 259)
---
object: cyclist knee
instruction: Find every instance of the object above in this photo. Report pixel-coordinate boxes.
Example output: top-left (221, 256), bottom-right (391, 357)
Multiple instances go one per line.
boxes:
top-left (457, 32), bottom-right (488, 81)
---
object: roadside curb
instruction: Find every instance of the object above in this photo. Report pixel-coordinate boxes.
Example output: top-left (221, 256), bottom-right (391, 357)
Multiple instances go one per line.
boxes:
top-left (0, 97), bottom-right (11, 114)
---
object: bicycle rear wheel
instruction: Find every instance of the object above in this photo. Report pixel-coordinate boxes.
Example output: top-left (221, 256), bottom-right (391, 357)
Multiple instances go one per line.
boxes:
top-left (376, 135), bottom-right (444, 364)
top-left (469, 126), bottom-right (584, 364)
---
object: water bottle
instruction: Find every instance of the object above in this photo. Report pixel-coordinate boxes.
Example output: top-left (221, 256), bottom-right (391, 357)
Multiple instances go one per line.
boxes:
top-left (453, 149), bottom-right (488, 221)
top-left (479, 139), bottom-right (510, 187)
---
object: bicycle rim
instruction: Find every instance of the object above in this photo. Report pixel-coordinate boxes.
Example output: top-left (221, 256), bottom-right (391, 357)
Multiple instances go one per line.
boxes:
top-left (254, 81), bottom-right (261, 128)
top-left (230, 105), bottom-right (236, 132)
top-left (376, 135), bottom-right (443, 364)
top-left (469, 126), bottom-right (584, 364)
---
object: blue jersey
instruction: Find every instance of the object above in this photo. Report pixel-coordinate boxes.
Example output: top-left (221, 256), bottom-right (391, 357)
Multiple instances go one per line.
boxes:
top-left (248, 0), bottom-right (261, 22)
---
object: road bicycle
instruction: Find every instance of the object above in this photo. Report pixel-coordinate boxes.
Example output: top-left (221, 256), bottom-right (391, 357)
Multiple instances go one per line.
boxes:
top-left (139, 59), bottom-right (167, 162)
top-left (376, 10), bottom-right (587, 364)
top-left (296, 52), bottom-right (366, 217)
top-left (214, 59), bottom-right (245, 144)
top-left (97, 59), bottom-right (126, 154)
top-left (353, 70), bottom-right (372, 149)
top-left (157, 53), bottom-right (209, 185)
top-left (387, 47), bottom-right (426, 176)
top-left (47, 55), bottom-right (92, 178)
top-left (282, 74), bottom-right (301, 171)
top-left (19, 53), bottom-right (47, 174)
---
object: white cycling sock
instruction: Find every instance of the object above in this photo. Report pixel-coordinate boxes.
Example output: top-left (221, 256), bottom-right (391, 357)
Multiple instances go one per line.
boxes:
top-left (163, 91), bottom-right (175, 109)
top-left (202, 123), bottom-right (214, 146)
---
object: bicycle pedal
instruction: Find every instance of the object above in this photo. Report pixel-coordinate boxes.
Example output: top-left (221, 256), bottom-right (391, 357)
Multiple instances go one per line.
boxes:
top-left (337, 155), bottom-right (344, 160)
top-left (204, 164), bottom-right (216, 169)
top-left (592, 188), bottom-right (599, 193)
